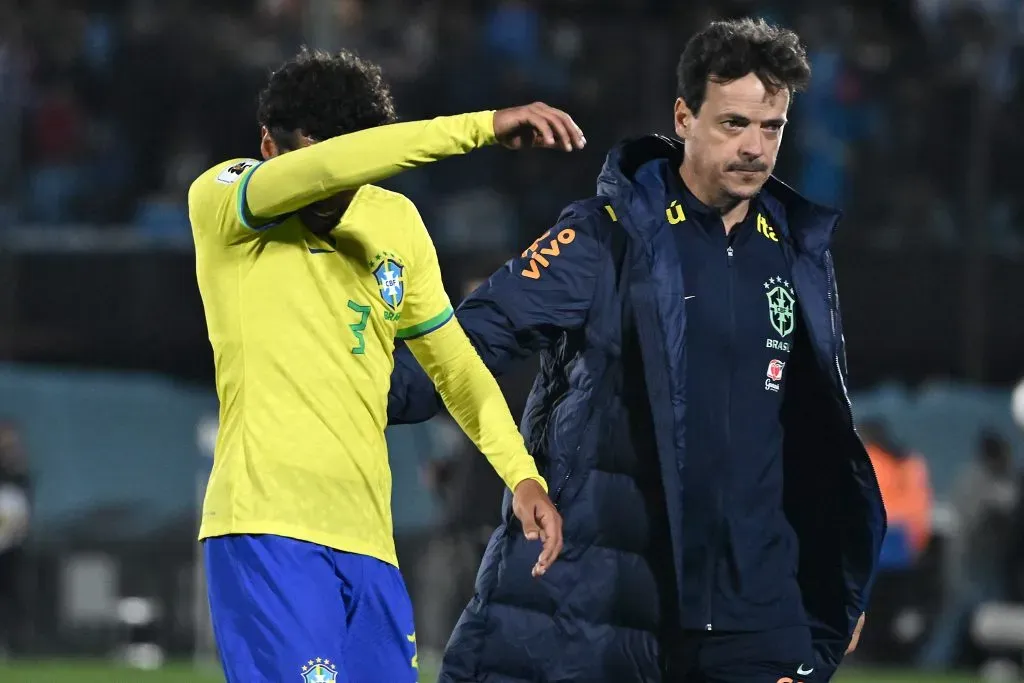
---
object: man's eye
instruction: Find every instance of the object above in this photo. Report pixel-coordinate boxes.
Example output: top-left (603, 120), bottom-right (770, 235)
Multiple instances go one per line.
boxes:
top-left (723, 120), bottom-right (743, 130)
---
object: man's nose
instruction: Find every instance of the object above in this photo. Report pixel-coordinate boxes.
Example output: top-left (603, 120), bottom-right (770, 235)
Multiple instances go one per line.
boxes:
top-left (738, 126), bottom-right (764, 159)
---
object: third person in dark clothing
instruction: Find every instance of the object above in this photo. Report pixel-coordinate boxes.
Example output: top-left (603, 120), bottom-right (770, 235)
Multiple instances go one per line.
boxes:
top-left (389, 17), bottom-right (885, 683)
top-left (0, 422), bottom-right (30, 658)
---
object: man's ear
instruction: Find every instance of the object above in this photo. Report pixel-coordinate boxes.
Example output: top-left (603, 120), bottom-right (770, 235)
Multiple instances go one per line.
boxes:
top-left (260, 125), bottom-right (278, 160)
top-left (674, 97), bottom-right (695, 140)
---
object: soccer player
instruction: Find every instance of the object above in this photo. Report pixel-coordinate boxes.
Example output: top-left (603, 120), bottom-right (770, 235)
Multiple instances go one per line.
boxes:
top-left (187, 48), bottom-right (584, 683)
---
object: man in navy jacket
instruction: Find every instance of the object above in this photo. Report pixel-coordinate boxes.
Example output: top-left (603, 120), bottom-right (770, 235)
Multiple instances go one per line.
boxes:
top-left (389, 18), bottom-right (885, 683)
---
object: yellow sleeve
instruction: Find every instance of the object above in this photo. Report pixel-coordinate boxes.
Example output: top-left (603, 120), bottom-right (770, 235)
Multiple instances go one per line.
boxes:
top-left (407, 321), bottom-right (546, 494)
top-left (400, 204), bottom-right (545, 493)
top-left (188, 159), bottom-right (262, 245)
top-left (240, 111), bottom-right (497, 229)
top-left (393, 200), bottom-right (455, 341)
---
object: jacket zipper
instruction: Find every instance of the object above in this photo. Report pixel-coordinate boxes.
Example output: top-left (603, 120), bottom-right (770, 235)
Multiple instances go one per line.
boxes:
top-left (552, 464), bottom-right (574, 505)
top-left (705, 244), bottom-right (735, 631)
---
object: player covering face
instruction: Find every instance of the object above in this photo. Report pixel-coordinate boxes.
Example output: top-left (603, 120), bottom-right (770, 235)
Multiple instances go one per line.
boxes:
top-left (188, 47), bottom-right (584, 683)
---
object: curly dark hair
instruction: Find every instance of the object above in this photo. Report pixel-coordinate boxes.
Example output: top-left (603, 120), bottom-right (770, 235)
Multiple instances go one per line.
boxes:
top-left (257, 47), bottom-right (397, 149)
top-left (676, 18), bottom-right (811, 114)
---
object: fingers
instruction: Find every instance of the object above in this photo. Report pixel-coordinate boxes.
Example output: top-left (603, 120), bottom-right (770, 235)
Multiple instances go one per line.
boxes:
top-left (846, 614), bottom-right (865, 654)
top-left (525, 102), bottom-right (585, 152)
top-left (521, 514), bottom-right (541, 543)
top-left (531, 503), bottom-right (564, 577)
top-left (530, 103), bottom-right (572, 152)
top-left (511, 479), bottom-right (564, 577)
top-left (524, 105), bottom-right (557, 148)
top-left (538, 102), bottom-right (586, 150)
top-left (493, 102), bottom-right (586, 151)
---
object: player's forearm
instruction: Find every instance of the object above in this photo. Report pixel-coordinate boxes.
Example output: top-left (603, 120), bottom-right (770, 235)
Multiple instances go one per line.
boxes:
top-left (406, 321), bottom-right (545, 493)
top-left (245, 112), bottom-right (497, 219)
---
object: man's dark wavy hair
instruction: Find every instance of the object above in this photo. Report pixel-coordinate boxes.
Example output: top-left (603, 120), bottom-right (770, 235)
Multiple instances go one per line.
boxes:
top-left (676, 18), bottom-right (811, 114)
top-left (257, 47), bottom-right (397, 150)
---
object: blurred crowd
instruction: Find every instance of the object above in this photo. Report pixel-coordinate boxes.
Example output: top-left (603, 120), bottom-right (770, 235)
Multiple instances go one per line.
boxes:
top-left (1, 0), bottom-right (1024, 253)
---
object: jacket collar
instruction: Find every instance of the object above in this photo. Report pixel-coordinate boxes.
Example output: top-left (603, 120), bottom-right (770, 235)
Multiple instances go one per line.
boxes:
top-left (595, 135), bottom-right (842, 258)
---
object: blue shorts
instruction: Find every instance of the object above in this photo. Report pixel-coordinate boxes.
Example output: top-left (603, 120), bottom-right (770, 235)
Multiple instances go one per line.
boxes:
top-left (204, 534), bottom-right (418, 683)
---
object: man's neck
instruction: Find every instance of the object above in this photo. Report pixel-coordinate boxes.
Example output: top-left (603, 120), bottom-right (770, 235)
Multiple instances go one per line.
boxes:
top-left (678, 160), bottom-right (750, 234)
top-left (299, 189), bottom-right (357, 236)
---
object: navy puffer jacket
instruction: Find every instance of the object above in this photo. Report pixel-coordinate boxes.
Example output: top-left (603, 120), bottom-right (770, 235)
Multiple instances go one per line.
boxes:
top-left (388, 136), bottom-right (886, 682)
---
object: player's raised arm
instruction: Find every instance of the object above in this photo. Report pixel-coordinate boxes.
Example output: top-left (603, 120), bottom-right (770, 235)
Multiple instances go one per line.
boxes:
top-left (242, 113), bottom-right (495, 224)
top-left (397, 203), bottom-right (564, 577)
top-left (243, 51), bottom-right (584, 225)
top-left (244, 109), bottom-right (585, 224)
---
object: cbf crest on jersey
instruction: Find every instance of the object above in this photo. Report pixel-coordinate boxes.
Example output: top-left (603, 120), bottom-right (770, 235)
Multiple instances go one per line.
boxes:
top-left (300, 658), bottom-right (337, 683)
top-left (764, 276), bottom-right (796, 338)
top-left (371, 252), bottom-right (405, 310)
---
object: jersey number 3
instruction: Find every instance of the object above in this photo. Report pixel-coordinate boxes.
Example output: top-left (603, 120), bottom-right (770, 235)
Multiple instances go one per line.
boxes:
top-left (347, 300), bottom-right (371, 355)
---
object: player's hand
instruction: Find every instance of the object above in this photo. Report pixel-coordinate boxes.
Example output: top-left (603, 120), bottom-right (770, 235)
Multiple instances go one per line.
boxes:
top-left (493, 103), bottom-right (586, 152)
top-left (512, 478), bottom-right (563, 577)
top-left (846, 613), bottom-right (866, 654)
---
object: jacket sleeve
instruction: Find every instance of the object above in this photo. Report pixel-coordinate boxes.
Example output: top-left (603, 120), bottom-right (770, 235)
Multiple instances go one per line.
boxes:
top-left (387, 203), bottom-right (608, 425)
top-left (822, 251), bottom-right (887, 677)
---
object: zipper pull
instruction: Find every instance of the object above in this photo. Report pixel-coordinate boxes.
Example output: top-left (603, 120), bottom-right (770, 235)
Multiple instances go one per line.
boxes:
top-left (726, 246), bottom-right (734, 266)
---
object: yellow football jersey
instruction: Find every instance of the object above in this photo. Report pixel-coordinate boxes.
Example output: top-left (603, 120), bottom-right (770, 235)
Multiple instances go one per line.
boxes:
top-left (188, 114), bottom-right (544, 567)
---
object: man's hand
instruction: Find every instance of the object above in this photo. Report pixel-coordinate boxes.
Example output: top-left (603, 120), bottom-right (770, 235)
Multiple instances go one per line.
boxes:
top-left (512, 478), bottom-right (564, 577)
top-left (846, 613), bottom-right (866, 654)
top-left (494, 103), bottom-right (586, 152)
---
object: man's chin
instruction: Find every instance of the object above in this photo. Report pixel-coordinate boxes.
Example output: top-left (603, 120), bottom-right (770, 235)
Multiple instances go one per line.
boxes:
top-left (722, 179), bottom-right (765, 202)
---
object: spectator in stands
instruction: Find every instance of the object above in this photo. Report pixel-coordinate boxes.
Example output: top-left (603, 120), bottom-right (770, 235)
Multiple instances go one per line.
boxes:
top-left (7, 0), bottom-right (1023, 248)
top-left (26, 81), bottom-right (85, 222)
top-left (0, 421), bottom-right (30, 658)
top-left (862, 420), bottom-right (933, 567)
top-left (855, 420), bottom-right (933, 662)
top-left (919, 430), bottom-right (1019, 669)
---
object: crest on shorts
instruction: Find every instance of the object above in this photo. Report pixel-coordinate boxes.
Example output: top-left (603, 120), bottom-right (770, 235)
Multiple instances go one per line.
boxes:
top-left (764, 276), bottom-right (796, 338)
top-left (371, 252), bottom-right (405, 310)
top-left (300, 658), bottom-right (338, 683)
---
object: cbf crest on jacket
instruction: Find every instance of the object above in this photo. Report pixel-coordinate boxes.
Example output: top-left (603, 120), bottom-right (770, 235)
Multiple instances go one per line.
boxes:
top-left (388, 136), bottom-right (886, 682)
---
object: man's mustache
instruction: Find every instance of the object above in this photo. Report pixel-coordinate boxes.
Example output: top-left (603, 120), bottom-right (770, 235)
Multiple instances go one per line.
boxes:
top-left (727, 162), bottom-right (768, 172)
